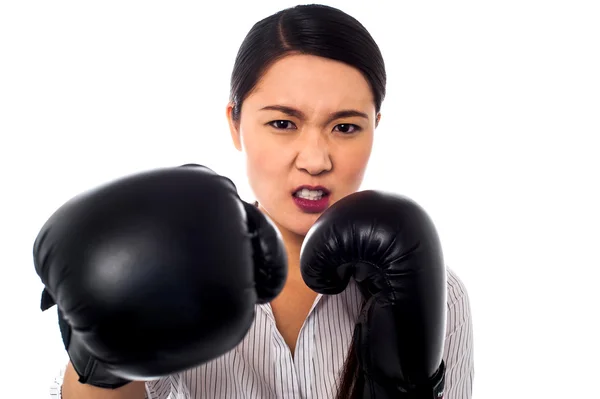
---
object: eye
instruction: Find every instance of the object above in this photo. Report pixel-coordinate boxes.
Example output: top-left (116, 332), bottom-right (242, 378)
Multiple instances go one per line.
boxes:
top-left (334, 124), bottom-right (361, 134)
top-left (268, 120), bottom-right (297, 130)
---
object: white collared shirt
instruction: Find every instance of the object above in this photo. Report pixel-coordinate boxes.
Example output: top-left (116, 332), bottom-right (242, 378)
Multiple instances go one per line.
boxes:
top-left (49, 268), bottom-right (474, 399)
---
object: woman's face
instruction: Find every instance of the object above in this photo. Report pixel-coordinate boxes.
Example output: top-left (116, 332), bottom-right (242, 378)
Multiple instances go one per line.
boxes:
top-left (227, 54), bottom-right (380, 237)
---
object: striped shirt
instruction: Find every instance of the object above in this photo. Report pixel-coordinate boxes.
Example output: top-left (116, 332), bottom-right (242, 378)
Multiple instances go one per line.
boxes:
top-left (49, 267), bottom-right (474, 398)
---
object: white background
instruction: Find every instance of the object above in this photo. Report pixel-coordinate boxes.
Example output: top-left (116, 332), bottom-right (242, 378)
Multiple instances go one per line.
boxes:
top-left (1, 1), bottom-right (599, 397)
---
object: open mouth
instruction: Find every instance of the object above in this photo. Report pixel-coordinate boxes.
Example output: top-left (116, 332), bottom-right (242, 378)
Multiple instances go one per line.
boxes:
top-left (292, 185), bottom-right (331, 200)
top-left (291, 186), bottom-right (331, 213)
top-left (294, 187), bottom-right (328, 200)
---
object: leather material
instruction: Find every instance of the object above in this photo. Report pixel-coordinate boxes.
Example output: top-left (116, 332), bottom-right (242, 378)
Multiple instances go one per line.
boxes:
top-left (58, 304), bottom-right (131, 388)
top-left (300, 190), bottom-right (446, 398)
top-left (34, 164), bottom-right (287, 386)
top-left (242, 201), bottom-right (288, 304)
top-left (41, 289), bottom-right (130, 389)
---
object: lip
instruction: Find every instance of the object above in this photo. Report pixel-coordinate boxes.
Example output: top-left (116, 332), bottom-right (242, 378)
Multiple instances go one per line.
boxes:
top-left (291, 185), bottom-right (331, 214)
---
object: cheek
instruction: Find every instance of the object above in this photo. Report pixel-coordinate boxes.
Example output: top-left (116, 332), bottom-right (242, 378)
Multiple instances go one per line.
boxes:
top-left (241, 129), bottom-right (289, 196)
top-left (335, 135), bottom-right (374, 190)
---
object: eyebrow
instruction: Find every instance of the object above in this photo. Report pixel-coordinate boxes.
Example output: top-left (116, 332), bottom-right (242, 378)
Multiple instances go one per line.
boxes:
top-left (259, 105), bottom-right (369, 125)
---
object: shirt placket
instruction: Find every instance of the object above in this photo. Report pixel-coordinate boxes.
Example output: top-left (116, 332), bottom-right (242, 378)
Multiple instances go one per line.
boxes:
top-left (292, 294), bottom-right (323, 399)
top-left (262, 294), bottom-right (324, 399)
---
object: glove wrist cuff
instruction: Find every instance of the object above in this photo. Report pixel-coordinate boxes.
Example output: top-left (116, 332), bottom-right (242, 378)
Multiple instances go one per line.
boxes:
top-left (54, 304), bottom-right (131, 389)
top-left (365, 360), bottom-right (446, 399)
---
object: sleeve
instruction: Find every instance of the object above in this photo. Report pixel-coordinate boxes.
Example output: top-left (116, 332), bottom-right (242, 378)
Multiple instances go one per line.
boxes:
top-left (145, 376), bottom-right (175, 399)
top-left (49, 365), bottom-right (66, 399)
top-left (442, 268), bottom-right (475, 399)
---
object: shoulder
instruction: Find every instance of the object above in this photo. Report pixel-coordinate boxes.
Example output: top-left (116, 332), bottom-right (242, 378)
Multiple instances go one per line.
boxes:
top-left (445, 266), bottom-right (473, 331)
top-left (446, 266), bottom-right (471, 309)
top-left (443, 268), bottom-right (475, 398)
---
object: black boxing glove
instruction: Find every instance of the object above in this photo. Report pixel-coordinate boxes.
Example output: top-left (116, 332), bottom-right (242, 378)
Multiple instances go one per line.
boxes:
top-left (34, 164), bottom-right (287, 388)
top-left (300, 190), bottom-right (446, 399)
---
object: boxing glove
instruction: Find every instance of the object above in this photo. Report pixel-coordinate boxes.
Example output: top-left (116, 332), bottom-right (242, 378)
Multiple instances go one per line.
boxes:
top-left (300, 190), bottom-right (446, 398)
top-left (34, 164), bottom-right (287, 388)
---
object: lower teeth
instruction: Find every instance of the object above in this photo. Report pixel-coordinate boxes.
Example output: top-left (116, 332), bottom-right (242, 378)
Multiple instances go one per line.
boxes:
top-left (296, 194), bottom-right (323, 200)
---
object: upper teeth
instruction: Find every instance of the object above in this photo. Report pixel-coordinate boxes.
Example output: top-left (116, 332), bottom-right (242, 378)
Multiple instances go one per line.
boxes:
top-left (296, 188), bottom-right (324, 200)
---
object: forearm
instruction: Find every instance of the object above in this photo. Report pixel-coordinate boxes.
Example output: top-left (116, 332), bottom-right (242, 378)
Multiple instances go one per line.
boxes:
top-left (61, 362), bottom-right (146, 399)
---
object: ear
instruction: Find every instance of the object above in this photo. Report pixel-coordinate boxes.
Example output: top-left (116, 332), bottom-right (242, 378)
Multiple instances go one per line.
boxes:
top-left (375, 112), bottom-right (382, 128)
top-left (226, 102), bottom-right (242, 151)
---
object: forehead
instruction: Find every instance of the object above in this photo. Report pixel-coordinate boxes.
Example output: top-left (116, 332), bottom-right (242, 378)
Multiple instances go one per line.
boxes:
top-left (246, 54), bottom-right (375, 112)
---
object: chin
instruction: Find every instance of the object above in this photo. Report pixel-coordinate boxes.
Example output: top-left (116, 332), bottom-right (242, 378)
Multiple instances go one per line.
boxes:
top-left (293, 213), bottom-right (324, 236)
top-left (275, 211), bottom-right (315, 237)
top-left (264, 200), bottom-right (329, 237)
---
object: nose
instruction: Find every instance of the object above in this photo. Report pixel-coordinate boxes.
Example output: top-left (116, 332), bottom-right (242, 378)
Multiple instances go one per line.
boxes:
top-left (294, 130), bottom-right (332, 176)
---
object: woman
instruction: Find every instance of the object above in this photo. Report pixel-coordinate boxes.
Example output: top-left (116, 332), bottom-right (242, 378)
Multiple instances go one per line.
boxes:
top-left (52, 4), bottom-right (474, 398)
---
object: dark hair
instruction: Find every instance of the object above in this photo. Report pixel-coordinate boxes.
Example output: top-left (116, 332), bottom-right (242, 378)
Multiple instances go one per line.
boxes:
top-left (229, 4), bottom-right (386, 122)
top-left (229, 5), bottom-right (386, 398)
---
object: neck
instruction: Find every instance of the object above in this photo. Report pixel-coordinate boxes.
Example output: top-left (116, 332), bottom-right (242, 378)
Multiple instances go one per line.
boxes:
top-left (279, 227), bottom-right (304, 274)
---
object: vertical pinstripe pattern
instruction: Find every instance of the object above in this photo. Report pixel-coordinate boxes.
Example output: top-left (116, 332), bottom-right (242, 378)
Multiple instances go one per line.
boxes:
top-left (48, 268), bottom-right (473, 398)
